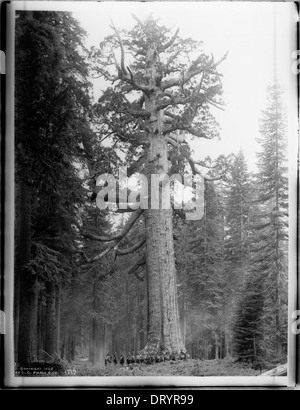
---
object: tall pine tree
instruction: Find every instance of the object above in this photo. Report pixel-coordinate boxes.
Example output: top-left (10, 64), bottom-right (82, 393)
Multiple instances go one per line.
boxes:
top-left (233, 83), bottom-right (288, 365)
top-left (15, 11), bottom-right (92, 364)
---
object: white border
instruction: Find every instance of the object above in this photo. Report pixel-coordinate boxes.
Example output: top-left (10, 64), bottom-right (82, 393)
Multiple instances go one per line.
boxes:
top-left (4, 0), bottom-right (298, 388)
top-left (287, 0), bottom-right (298, 388)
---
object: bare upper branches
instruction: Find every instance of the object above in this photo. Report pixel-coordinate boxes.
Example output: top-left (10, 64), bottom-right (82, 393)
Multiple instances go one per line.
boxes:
top-left (160, 28), bottom-right (180, 52)
top-left (110, 19), bottom-right (151, 93)
top-left (161, 51), bottom-right (228, 91)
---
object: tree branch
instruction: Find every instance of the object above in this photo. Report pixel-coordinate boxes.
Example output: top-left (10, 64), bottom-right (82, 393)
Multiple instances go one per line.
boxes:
top-left (110, 19), bottom-right (151, 93)
top-left (165, 135), bottom-right (186, 147)
top-left (110, 103), bottom-right (151, 120)
top-left (132, 14), bottom-right (145, 29)
top-left (161, 28), bottom-right (180, 51)
top-left (181, 151), bottom-right (224, 181)
top-left (173, 207), bottom-right (186, 221)
top-left (156, 94), bottom-right (191, 111)
top-left (110, 18), bottom-right (128, 76)
top-left (126, 254), bottom-right (146, 281)
top-left (161, 51), bottom-right (228, 91)
top-left (163, 125), bottom-right (211, 139)
top-left (82, 212), bottom-right (144, 264)
top-left (179, 151), bottom-right (207, 176)
top-left (89, 242), bottom-right (117, 262)
top-left (116, 237), bottom-right (146, 256)
top-left (82, 208), bottom-right (144, 242)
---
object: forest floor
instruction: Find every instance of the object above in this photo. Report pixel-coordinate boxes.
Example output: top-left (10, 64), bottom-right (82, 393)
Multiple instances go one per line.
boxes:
top-left (70, 357), bottom-right (262, 377)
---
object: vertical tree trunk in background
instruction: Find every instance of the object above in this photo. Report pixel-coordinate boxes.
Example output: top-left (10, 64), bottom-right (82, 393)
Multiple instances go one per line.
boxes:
top-left (104, 324), bottom-right (112, 356)
top-left (14, 185), bottom-right (21, 362)
top-left (37, 297), bottom-right (44, 358)
top-left (90, 319), bottom-right (100, 364)
top-left (14, 269), bottom-right (20, 363)
top-left (17, 183), bottom-right (38, 365)
top-left (135, 284), bottom-right (141, 353)
top-left (89, 269), bottom-right (100, 364)
top-left (125, 275), bottom-right (130, 352)
top-left (181, 282), bottom-right (187, 347)
top-left (55, 285), bottom-right (61, 355)
top-left (220, 329), bottom-right (224, 359)
top-left (45, 282), bottom-right (57, 357)
top-left (99, 323), bottom-right (105, 366)
top-left (112, 327), bottom-right (118, 356)
top-left (138, 298), bottom-right (145, 352)
top-left (61, 335), bottom-right (66, 359)
top-left (80, 318), bottom-right (84, 356)
top-left (215, 334), bottom-right (219, 359)
top-left (66, 330), bottom-right (75, 362)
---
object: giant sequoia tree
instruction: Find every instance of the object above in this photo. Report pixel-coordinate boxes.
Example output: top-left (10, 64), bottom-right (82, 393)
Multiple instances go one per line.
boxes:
top-left (86, 15), bottom-right (227, 354)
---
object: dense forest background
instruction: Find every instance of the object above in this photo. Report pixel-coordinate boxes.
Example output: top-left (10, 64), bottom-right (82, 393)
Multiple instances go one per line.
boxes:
top-left (14, 11), bottom-right (288, 375)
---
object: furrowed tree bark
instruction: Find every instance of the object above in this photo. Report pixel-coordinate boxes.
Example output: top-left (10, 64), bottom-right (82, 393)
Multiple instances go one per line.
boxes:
top-left (145, 208), bottom-right (184, 353)
top-left (17, 183), bottom-right (38, 365)
top-left (142, 65), bottom-right (184, 353)
top-left (141, 41), bottom-right (184, 354)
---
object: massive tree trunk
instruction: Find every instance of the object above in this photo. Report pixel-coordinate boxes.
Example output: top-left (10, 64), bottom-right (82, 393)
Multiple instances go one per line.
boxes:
top-left (142, 132), bottom-right (184, 354)
top-left (139, 46), bottom-right (185, 355)
top-left (144, 208), bottom-right (184, 353)
top-left (17, 183), bottom-right (38, 365)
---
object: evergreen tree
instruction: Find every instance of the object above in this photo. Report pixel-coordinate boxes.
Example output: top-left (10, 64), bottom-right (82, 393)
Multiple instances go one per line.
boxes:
top-left (15, 11), bottom-right (92, 364)
top-left (224, 150), bottom-right (251, 355)
top-left (232, 268), bottom-right (264, 364)
top-left (254, 83), bottom-right (288, 361)
top-left (233, 83), bottom-right (288, 364)
top-left (225, 150), bottom-right (250, 265)
top-left (182, 178), bottom-right (226, 359)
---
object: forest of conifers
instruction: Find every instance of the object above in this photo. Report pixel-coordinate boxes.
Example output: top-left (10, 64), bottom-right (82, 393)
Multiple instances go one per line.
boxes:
top-left (14, 11), bottom-right (288, 376)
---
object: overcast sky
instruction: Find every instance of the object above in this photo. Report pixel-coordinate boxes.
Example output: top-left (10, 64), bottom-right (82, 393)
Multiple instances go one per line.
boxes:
top-left (71, 1), bottom-right (296, 171)
top-left (17, 1), bottom-right (296, 171)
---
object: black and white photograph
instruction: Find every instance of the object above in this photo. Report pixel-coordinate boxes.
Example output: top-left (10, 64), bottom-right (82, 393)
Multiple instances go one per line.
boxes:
top-left (1, 0), bottom-right (299, 388)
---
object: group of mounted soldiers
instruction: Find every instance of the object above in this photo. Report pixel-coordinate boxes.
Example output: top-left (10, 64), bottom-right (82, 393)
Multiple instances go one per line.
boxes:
top-left (105, 350), bottom-right (190, 366)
